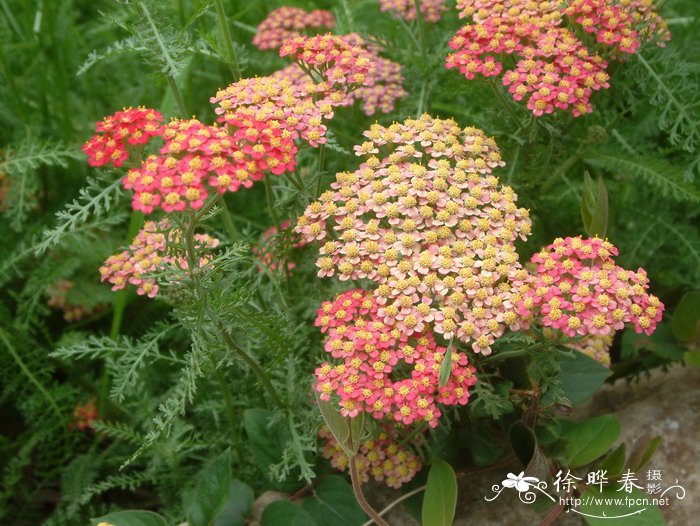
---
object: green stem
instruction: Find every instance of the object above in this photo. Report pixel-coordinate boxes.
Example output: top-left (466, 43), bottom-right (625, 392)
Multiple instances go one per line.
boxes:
top-left (0, 328), bottom-right (63, 421)
top-left (167, 75), bottom-right (188, 118)
top-left (413, 0), bottom-right (428, 67)
top-left (348, 435), bottom-right (389, 526)
top-left (264, 174), bottom-right (281, 228)
top-left (488, 79), bottom-right (523, 128)
top-left (209, 355), bottom-right (237, 442)
top-left (220, 199), bottom-right (240, 242)
top-left (214, 0), bottom-right (242, 80)
top-left (315, 143), bottom-right (326, 198)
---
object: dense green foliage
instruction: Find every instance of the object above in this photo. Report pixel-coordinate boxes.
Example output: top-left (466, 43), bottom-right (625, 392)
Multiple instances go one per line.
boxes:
top-left (1, 1), bottom-right (698, 525)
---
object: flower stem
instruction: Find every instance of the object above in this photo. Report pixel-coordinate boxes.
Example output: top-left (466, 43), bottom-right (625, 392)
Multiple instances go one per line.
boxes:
top-left (209, 355), bottom-right (238, 442)
top-left (167, 74), bottom-right (188, 118)
top-left (264, 174), bottom-right (281, 228)
top-left (349, 450), bottom-right (390, 526)
top-left (315, 143), bottom-right (326, 198)
top-left (220, 198), bottom-right (241, 241)
top-left (214, 0), bottom-right (242, 80)
top-left (413, 0), bottom-right (428, 67)
top-left (487, 79), bottom-right (523, 128)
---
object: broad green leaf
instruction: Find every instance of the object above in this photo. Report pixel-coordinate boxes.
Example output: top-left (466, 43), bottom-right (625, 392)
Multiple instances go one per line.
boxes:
top-left (468, 423), bottom-right (505, 466)
top-left (558, 349), bottom-right (611, 405)
top-left (625, 436), bottom-right (661, 473)
top-left (90, 510), bottom-right (167, 526)
top-left (560, 415), bottom-right (621, 468)
top-left (599, 443), bottom-right (626, 478)
top-left (439, 340), bottom-right (453, 387)
top-left (243, 409), bottom-right (296, 490)
top-left (422, 458), bottom-right (457, 526)
top-left (580, 172), bottom-right (608, 239)
top-left (579, 486), bottom-right (665, 525)
top-left (509, 421), bottom-right (536, 467)
top-left (316, 395), bottom-right (350, 448)
top-left (672, 291), bottom-right (700, 343)
top-left (261, 500), bottom-right (317, 526)
top-left (301, 475), bottom-right (367, 526)
top-left (684, 350), bottom-right (700, 367)
top-left (621, 324), bottom-right (684, 361)
top-left (186, 449), bottom-right (231, 526)
top-left (349, 412), bottom-right (364, 455)
top-left (213, 480), bottom-right (254, 526)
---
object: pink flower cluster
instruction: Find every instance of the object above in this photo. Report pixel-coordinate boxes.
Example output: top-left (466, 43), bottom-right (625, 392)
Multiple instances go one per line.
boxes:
top-left (99, 220), bottom-right (219, 298)
top-left (46, 280), bottom-right (105, 322)
top-left (296, 115), bottom-right (532, 353)
top-left (280, 34), bottom-right (374, 91)
top-left (319, 425), bottom-right (422, 488)
top-left (378, 0), bottom-right (448, 23)
top-left (253, 7), bottom-right (335, 50)
top-left (69, 399), bottom-right (99, 432)
top-left (252, 219), bottom-right (307, 272)
top-left (571, 332), bottom-right (614, 367)
top-left (516, 236), bottom-right (664, 337)
top-left (83, 107), bottom-right (163, 167)
top-left (447, 0), bottom-right (669, 116)
top-left (314, 290), bottom-right (477, 428)
top-left (120, 115), bottom-right (296, 214)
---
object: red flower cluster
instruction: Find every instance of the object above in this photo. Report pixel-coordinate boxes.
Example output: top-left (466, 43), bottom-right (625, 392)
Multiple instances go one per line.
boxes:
top-left (69, 399), bottom-right (99, 431)
top-left (447, 0), bottom-right (669, 116)
top-left (516, 236), bottom-right (664, 337)
top-left (253, 6), bottom-right (335, 50)
top-left (83, 107), bottom-right (163, 167)
top-left (319, 425), bottom-right (422, 488)
top-left (46, 280), bottom-right (105, 322)
top-left (314, 289), bottom-right (477, 428)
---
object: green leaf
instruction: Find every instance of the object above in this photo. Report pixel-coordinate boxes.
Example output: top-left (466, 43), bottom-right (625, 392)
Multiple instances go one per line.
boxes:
top-left (213, 480), bottom-right (254, 526)
top-left (509, 422), bottom-right (536, 467)
top-left (422, 458), bottom-right (457, 526)
top-left (90, 510), bottom-right (167, 526)
top-left (349, 412), bottom-right (364, 455)
top-left (580, 171), bottom-right (608, 239)
top-left (621, 324), bottom-right (684, 362)
top-left (559, 415), bottom-right (621, 468)
top-left (186, 449), bottom-right (232, 526)
top-left (439, 339), bottom-right (453, 387)
top-left (672, 291), bottom-right (700, 343)
top-left (599, 443), bottom-right (626, 478)
top-left (316, 395), bottom-right (350, 448)
top-left (558, 349), bottom-right (611, 405)
top-left (243, 408), bottom-right (293, 489)
top-left (468, 423), bottom-right (505, 466)
top-left (301, 475), bottom-right (367, 526)
top-left (261, 500), bottom-right (317, 526)
top-left (579, 486), bottom-right (665, 525)
top-left (626, 436), bottom-right (661, 473)
top-left (684, 351), bottom-right (700, 367)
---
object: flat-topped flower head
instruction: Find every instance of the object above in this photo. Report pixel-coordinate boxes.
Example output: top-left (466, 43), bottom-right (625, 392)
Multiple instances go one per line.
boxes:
top-left (279, 34), bottom-right (375, 93)
top-left (297, 115), bottom-right (532, 353)
top-left (99, 220), bottom-right (219, 298)
top-left (253, 7), bottom-right (335, 50)
top-left (517, 236), bottom-right (664, 337)
top-left (378, 0), bottom-right (448, 23)
top-left (319, 424), bottom-right (423, 488)
top-left (69, 399), bottom-right (99, 431)
top-left (83, 107), bottom-right (163, 167)
top-left (314, 289), bottom-right (477, 427)
top-left (448, 0), bottom-right (670, 116)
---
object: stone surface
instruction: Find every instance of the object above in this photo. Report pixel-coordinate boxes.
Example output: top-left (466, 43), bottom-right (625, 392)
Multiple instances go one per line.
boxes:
top-left (372, 364), bottom-right (699, 525)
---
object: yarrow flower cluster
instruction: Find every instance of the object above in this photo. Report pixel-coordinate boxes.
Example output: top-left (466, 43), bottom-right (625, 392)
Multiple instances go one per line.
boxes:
top-left (314, 290), bottom-right (477, 427)
top-left (319, 425), bottom-right (422, 488)
top-left (46, 280), bottom-right (105, 322)
top-left (99, 220), bottom-right (219, 298)
top-left (252, 219), bottom-right (307, 272)
top-left (297, 115), bottom-right (532, 354)
top-left (378, 0), bottom-right (447, 23)
top-left (516, 236), bottom-right (664, 337)
top-left (83, 107), bottom-right (163, 167)
top-left (253, 7), bottom-right (335, 50)
top-left (280, 34), bottom-right (374, 92)
top-left (572, 332), bottom-right (614, 367)
top-left (447, 0), bottom-right (669, 116)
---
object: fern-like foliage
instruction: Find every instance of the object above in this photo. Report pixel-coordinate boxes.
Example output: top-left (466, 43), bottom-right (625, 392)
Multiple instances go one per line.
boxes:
top-left (0, 138), bottom-right (81, 230)
top-left (626, 48), bottom-right (700, 154)
top-left (77, 37), bottom-right (146, 75)
top-left (586, 150), bottom-right (700, 202)
top-left (35, 172), bottom-right (125, 255)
